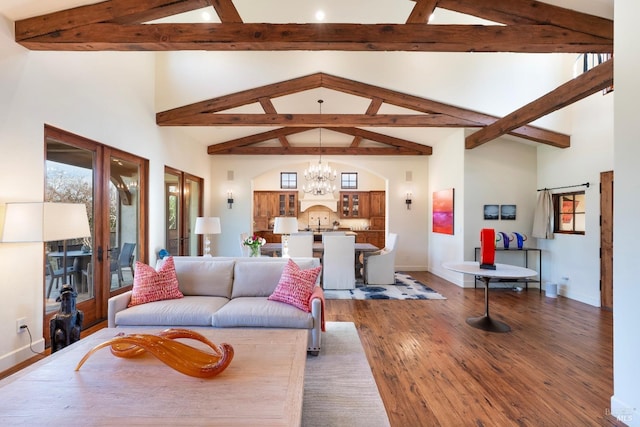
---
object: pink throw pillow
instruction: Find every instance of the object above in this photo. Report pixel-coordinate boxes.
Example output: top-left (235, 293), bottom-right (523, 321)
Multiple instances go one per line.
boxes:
top-left (269, 259), bottom-right (322, 312)
top-left (128, 256), bottom-right (184, 307)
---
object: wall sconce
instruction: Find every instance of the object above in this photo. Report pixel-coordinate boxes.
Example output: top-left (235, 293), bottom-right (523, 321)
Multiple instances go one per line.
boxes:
top-left (405, 193), bottom-right (412, 210)
top-left (227, 191), bottom-right (234, 209)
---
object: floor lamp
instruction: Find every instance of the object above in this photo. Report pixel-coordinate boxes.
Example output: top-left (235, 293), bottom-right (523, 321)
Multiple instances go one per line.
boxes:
top-left (195, 217), bottom-right (221, 257)
top-left (273, 217), bottom-right (298, 258)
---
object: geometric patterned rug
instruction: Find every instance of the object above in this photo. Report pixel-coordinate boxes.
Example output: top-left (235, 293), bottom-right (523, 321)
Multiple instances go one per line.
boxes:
top-left (324, 272), bottom-right (447, 300)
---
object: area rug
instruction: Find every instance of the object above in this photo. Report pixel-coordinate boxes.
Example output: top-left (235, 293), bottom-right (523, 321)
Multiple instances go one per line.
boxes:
top-left (303, 322), bottom-right (390, 427)
top-left (323, 272), bottom-right (447, 300)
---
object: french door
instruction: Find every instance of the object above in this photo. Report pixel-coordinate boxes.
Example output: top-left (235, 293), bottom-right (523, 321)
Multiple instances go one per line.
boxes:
top-left (164, 166), bottom-right (203, 256)
top-left (44, 125), bottom-right (148, 342)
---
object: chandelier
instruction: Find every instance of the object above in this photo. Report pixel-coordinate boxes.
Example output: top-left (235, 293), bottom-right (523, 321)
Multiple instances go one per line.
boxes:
top-left (303, 99), bottom-right (337, 195)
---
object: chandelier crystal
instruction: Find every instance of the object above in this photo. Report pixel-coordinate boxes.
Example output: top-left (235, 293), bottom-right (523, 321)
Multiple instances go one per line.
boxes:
top-left (303, 99), bottom-right (337, 195)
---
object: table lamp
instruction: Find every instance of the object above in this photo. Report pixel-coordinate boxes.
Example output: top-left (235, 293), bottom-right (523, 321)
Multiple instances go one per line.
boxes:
top-left (2, 202), bottom-right (91, 352)
top-left (273, 217), bottom-right (298, 258)
top-left (1, 202), bottom-right (91, 288)
top-left (194, 217), bottom-right (221, 257)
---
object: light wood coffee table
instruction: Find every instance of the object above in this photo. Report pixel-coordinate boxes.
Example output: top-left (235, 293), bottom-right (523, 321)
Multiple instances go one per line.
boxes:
top-left (0, 328), bottom-right (307, 426)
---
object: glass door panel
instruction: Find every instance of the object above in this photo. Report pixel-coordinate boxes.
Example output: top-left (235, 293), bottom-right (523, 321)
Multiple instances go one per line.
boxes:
top-left (184, 174), bottom-right (202, 256)
top-left (45, 140), bottom-right (95, 312)
top-left (165, 170), bottom-right (182, 256)
top-left (107, 154), bottom-right (140, 293)
top-left (164, 167), bottom-right (203, 256)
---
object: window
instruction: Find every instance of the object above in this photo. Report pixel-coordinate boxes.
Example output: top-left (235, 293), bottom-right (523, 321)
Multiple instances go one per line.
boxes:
top-left (280, 172), bottom-right (297, 189)
top-left (553, 191), bottom-right (585, 234)
top-left (341, 172), bottom-right (358, 189)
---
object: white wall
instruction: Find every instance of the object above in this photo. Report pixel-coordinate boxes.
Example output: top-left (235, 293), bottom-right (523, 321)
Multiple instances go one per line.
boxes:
top-left (0, 18), bottom-right (208, 372)
top-left (535, 91), bottom-right (614, 306)
top-left (612, 0), bottom-right (640, 423)
top-left (427, 130), bottom-right (466, 283)
top-left (464, 139), bottom-right (538, 287)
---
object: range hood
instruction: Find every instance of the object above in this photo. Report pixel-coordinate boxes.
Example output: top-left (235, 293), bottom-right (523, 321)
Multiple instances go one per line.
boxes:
top-left (299, 193), bottom-right (339, 212)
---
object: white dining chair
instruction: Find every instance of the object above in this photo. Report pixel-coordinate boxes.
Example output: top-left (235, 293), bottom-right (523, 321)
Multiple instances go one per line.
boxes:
top-left (286, 233), bottom-right (314, 258)
top-left (321, 231), bottom-right (345, 244)
top-left (364, 233), bottom-right (398, 285)
top-left (322, 235), bottom-right (355, 290)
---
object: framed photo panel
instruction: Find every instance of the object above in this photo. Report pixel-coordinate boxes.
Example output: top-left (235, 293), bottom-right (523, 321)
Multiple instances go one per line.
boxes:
top-left (500, 204), bottom-right (516, 220)
top-left (433, 188), bottom-right (454, 235)
top-left (483, 204), bottom-right (499, 220)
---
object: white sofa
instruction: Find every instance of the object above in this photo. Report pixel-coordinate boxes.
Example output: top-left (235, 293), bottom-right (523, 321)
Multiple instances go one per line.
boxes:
top-left (108, 256), bottom-right (324, 353)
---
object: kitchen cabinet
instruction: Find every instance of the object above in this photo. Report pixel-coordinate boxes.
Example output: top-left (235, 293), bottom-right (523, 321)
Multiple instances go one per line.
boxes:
top-left (253, 191), bottom-right (277, 231)
top-left (253, 191), bottom-right (298, 231)
top-left (356, 230), bottom-right (385, 249)
top-left (369, 191), bottom-right (385, 217)
top-left (340, 192), bottom-right (370, 219)
top-left (278, 192), bottom-right (298, 217)
top-left (369, 191), bottom-right (385, 230)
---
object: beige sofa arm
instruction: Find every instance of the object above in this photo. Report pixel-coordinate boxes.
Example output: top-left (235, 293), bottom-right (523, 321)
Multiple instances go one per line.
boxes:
top-left (107, 290), bottom-right (132, 328)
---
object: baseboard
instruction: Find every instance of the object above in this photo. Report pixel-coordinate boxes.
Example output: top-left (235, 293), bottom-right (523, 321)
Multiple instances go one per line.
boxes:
top-left (0, 338), bottom-right (45, 375)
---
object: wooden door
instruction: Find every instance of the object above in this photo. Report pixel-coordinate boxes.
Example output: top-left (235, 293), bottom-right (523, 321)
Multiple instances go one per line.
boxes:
top-left (164, 167), bottom-right (203, 256)
top-left (44, 125), bottom-right (148, 344)
top-left (600, 171), bottom-right (613, 310)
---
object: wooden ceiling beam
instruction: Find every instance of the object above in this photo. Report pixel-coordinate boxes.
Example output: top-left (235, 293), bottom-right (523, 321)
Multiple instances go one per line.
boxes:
top-left (407, 0), bottom-right (439, 24)
top-left (16, 23), bottom-right (612, 54)
top-left (320, 72), bottom-right (570, 146)
top-left (351, 98), bottom-right (384, 147)
top-left (207, 146), bottom-right (427, 155)
top-left (327, 127), bottom-right (433, 155)
top-left (159, 113), bottom-right (473, 127)
top-left (14, 0), bottom-right (209, 38)
top-left (466, 59), bottom-right (613, 148)
top-left (157, 73), bottom-right (323, 123)
top-left (209, 0), bottom-right (242, 23)
top-left (259, 97), bottom-right (290, 147)
top-left (207, 127), bottom-right (309, 154)
top-left (435, 0), bottom-right (613, 40)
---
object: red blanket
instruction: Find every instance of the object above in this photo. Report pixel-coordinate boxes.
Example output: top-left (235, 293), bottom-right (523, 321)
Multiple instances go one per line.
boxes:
top-left (310, 285), bottom-right (326, 332)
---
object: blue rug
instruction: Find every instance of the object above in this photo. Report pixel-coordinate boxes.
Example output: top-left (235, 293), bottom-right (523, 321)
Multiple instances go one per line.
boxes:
top-left (324, 273), bottom-right (446, 300)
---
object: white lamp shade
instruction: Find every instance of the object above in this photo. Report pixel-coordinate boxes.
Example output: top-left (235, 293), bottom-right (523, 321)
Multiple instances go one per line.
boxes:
top-left (273, 217), bottom-right (298, 234)
top-left (0, 202), bottom-right (90, 243)
top-left (194, 217), bottom-right (221, 234)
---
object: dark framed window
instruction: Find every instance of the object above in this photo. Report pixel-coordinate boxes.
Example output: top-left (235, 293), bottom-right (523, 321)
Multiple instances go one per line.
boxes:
top-left (341, 172), bottom-right (358, 189)
top-left (280, 172), bottom-right (297, 189)
top-left (553, 191), bottom-right (586, 235)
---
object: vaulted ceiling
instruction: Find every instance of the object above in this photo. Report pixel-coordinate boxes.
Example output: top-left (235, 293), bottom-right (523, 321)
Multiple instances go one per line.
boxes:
top-left (10, 0), bottom-right (614, 155)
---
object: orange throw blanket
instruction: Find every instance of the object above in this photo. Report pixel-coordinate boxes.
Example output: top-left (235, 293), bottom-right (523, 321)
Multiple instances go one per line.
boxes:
top-left (310, 286), bottom-right (326, 332)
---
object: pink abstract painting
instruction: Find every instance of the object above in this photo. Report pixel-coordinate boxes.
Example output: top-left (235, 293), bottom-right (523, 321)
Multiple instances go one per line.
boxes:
top-left (433, 188), bottom-right (454, 235)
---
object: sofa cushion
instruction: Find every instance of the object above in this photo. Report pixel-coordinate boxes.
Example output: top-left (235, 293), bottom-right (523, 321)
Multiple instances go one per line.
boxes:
top-left (231, 258), bottom-right (320, 298)
top-left (169, 258), bottom-right (235, 297)
top-left (212, 297), bottom-right (314, 329)
top-left (129, 256), bottom-right (183, 307)
top-left (268, 259), bottom-right (322, 312)
top-left (116, 296), bottom-right (228, 326)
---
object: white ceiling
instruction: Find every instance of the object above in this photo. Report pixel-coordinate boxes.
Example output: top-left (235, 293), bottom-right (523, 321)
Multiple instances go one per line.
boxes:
top-left (1, 1), bottom-right (615, 150)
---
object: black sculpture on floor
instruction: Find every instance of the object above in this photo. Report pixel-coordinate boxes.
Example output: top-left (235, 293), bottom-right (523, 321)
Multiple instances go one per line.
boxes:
top-left (50, 284), bottom-right (84, 353)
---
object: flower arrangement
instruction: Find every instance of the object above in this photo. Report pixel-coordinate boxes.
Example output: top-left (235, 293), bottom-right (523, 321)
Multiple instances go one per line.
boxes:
top-left (243, 234), bottom-right (266, 257)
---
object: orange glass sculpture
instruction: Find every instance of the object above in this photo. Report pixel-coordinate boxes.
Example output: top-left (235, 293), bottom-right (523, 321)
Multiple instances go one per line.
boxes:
top-left (75, 328), bottom-right (234, 378)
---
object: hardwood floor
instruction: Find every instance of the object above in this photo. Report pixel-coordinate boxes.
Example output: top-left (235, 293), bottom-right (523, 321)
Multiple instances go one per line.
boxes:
top-left (325, 271), bottom-right (624, 427)
top-left (2, 271), bottom-right (624, 426)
